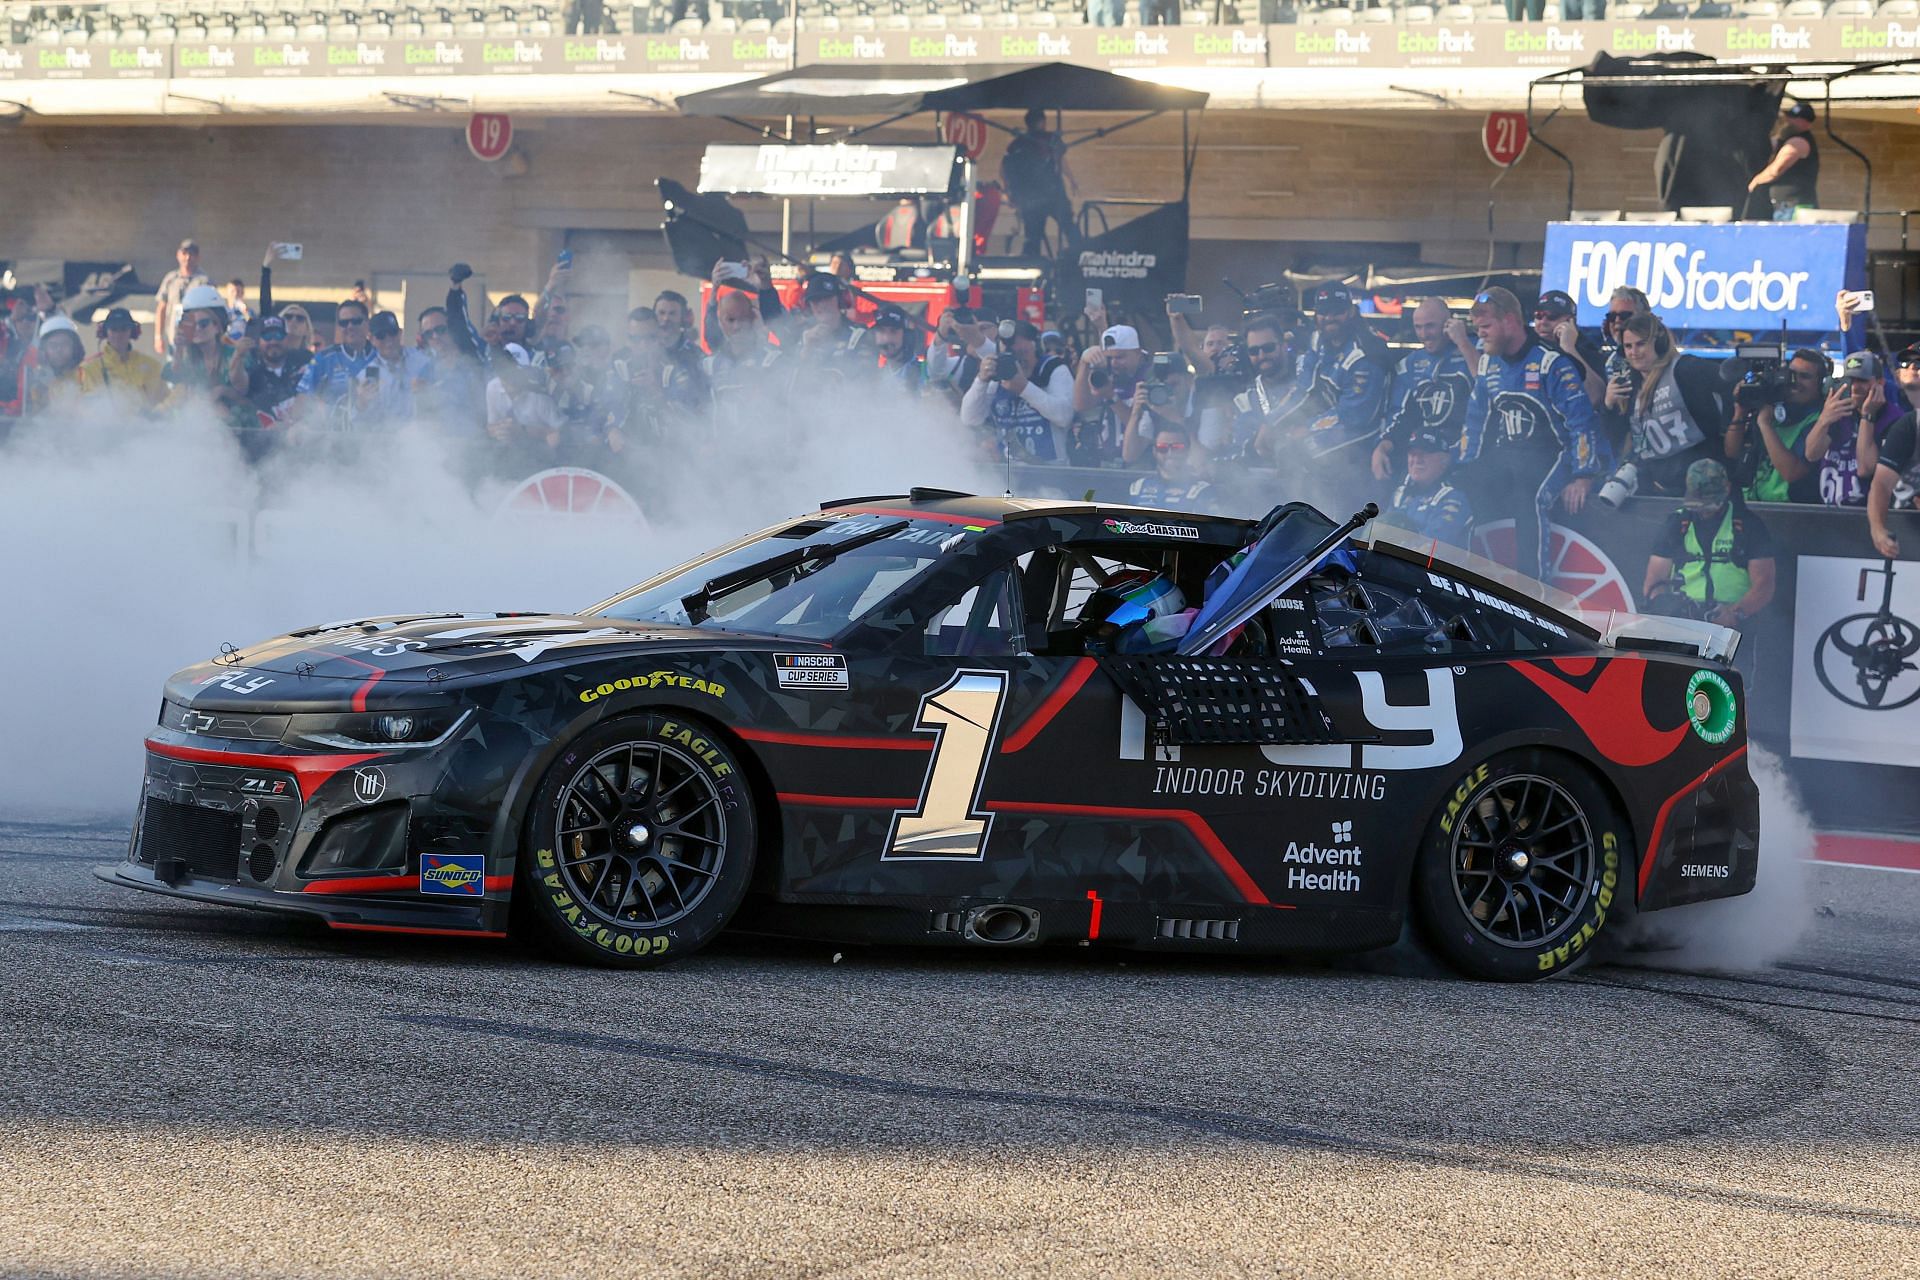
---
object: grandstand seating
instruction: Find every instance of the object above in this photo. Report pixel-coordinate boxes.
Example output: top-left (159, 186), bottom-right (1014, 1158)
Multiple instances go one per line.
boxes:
top-left (3, 0), bottom-right (1914, 42)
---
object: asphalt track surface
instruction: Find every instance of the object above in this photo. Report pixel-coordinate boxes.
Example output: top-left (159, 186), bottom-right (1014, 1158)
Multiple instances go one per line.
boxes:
top-left (4, 821), bottom-right (1919, 1279)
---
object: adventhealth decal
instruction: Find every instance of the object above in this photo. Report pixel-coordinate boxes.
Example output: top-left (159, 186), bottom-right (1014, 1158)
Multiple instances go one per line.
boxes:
top-left (1542, 221), bottom-right (1865, 331)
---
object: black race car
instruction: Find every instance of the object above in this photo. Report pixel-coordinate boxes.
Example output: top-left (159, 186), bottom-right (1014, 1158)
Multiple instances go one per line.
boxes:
top-left (100, 490), bottom-right (1759, 981)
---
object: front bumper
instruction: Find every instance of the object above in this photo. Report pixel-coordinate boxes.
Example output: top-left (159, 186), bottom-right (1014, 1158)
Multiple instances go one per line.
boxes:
top-left (99, 734), bottom-right (511, 939)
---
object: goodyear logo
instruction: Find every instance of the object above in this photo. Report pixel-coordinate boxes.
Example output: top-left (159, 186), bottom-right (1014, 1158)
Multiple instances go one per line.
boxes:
top-left (580, 670), bottom-right (727, 704)
top-left (420, 852), bottom-right (484, 896)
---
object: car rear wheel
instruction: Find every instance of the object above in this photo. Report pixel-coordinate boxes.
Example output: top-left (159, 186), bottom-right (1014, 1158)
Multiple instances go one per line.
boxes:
top-left (518, 713), bottom-right (756, 967)
top-left (1411, 749), bottom-right (1629, 982)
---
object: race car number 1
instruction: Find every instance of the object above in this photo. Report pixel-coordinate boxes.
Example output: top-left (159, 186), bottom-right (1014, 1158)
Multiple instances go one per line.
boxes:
top-left (883, 670), bottom-right (1008, 861)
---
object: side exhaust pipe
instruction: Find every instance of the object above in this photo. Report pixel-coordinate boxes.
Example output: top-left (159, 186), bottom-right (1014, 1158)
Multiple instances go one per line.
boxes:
top-left (961, 904), bottom-right (1039, 945)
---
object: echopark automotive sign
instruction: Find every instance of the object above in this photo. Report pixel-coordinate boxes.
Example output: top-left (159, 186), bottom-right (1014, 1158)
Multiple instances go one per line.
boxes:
top-left (1541, 221), bottom-right (1865, 331)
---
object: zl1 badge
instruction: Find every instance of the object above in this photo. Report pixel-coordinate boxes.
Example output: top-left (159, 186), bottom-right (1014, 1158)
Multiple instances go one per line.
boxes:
top-left (420, 853), bottom-right (485, 896)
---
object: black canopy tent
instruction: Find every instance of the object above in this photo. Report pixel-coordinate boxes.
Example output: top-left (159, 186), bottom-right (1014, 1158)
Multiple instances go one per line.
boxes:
top-left (671, 62), bottom-right (1209, 309)
top-left (1526, 56), bottom-right (1920, 220)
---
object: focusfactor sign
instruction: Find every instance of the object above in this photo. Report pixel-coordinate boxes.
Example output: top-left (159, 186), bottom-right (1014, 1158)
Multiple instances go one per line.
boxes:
top-left (1542, 221), bottom-right (1865, 331)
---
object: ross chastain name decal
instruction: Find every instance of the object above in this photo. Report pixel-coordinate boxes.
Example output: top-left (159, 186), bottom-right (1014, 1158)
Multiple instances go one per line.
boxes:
top-left (1152, 765), bottom-right (1386, 801)
top-left (1425, 571), bottom-right (1569, 637)
top-left (580, 671), bottom-right (727, 704)
top-left (1104, 517), bottom-right (1199, 540)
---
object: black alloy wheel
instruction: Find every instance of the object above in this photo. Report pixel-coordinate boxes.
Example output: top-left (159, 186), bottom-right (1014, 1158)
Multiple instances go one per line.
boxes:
top-left (1412, 749), bottom-right (1630, 982)
top-left (519, 714), bottom-right (756, 967)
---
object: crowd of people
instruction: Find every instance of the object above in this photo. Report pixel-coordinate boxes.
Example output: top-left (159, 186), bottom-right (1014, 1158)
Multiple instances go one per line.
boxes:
top-left (2, 231), bottom-right (1915, 636)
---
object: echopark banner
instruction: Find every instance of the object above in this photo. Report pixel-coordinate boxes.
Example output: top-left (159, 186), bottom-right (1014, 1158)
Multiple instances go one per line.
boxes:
top-left (1541, 221), bottom-right (1866, 332)
top-left (9, 20), bottom-right (1920, 83)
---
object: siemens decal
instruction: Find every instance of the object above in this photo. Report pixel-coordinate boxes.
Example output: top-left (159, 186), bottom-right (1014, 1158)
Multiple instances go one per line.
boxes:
top-left (1543, 221), bottom-right (1865, 331)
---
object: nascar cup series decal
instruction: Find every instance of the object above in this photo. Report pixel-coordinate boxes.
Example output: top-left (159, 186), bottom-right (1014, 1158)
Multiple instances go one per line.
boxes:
top-left (775, 653), bottom-right (850, 690)
top-left (420, 853), bottom-right (485, 896)
top-left (1686, 670), bottom-right (1738, 745)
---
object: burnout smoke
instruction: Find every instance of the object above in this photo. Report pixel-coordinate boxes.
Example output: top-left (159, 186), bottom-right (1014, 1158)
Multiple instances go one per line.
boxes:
top-left (1621, 743), bottom-right (1814, 973)
top-left (0, 382), bottom-right (988, 821)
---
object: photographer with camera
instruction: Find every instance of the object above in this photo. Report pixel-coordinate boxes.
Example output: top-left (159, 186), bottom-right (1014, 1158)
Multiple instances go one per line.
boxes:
top-left (1119, 353), bottom-right (1197, 466)
top-left (1075, 323), bottom-right (1149, 412)
top-left (1371, 297), bottom-right (1473, 484)
top-left (960, 318), bottom-right (1074, 462)
top-left (1458, 287), bottom-right (1602, 583)
top-left (927, 305), bottom-right (992, 404)
top-left (1805, 350), bottom-right (1899, 507)
top-left (1644, 459), bottom-right (1776, 630)
top-left (1721, 347), bottom-right (1824, 504)
top-left (1594, 314), bottom-right (1726, 505)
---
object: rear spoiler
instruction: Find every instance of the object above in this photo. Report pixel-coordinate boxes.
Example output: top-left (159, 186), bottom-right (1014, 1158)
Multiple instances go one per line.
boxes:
top-left (1595, 613), bottom-right (1742, 663)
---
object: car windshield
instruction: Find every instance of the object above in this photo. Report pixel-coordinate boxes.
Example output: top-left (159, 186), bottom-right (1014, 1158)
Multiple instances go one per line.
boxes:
top-left (591, 513), bottom-right (976, 639)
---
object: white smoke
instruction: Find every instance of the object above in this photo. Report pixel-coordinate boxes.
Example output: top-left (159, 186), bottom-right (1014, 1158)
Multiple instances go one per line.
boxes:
top-left (0, 382), bottom-right (989, 821)
top-left (1622, 743), bottom-right (1815, 973)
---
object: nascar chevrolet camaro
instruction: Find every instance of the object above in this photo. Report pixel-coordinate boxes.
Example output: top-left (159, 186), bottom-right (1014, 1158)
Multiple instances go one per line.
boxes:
top-left (100, 490), bottom-right (1759, 981)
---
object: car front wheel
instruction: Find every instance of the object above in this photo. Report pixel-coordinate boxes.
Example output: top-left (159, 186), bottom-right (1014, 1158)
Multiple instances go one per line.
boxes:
top-left (518, 714), bottom-right (757, 967)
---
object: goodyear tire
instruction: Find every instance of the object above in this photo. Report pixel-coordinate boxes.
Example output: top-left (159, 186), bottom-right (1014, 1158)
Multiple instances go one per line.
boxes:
top-left (518, 713), bottom-right (756, 968)
top-left (1411, 749), bottom-right (1629, 982)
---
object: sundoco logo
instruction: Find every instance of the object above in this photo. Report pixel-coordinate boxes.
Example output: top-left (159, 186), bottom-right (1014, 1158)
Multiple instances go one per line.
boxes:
top-left (1001, 32), bottom-right (1073, 57)
top-left (1293, 30), bottom-right (1369, 54)
top-left (1686, 669), bottom-right (1737, 744)
top-left (1398, 28), bottom-right (1473, 53)
top-left (580, 671), bottom-right (727, 703)
top-left (1103, 518), bottom-right (1199, 540)
top-left (1727, 23), bottom-right (1811, 50)
top-left (1567, 239), bottom-right (1810, 315)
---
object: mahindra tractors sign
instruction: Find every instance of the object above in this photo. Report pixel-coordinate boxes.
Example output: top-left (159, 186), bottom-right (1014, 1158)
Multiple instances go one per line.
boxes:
top-left (1541, 220), bottom-right (1866, 332)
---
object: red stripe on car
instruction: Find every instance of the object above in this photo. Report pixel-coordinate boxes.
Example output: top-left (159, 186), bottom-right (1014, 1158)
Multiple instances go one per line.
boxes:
top-left (145, 738), bottom-right (380, 802)
top-left (1637, 747), bottom-right (1749, 896)
top-left (1000, 658), bottom-right (1096, 754)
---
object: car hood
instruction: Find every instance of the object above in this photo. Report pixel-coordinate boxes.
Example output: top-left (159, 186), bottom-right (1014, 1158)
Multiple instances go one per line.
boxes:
top-left (213, 612), bottom-right (774, 685)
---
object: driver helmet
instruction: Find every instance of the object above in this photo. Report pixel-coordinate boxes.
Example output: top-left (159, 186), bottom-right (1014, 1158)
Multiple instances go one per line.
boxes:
top-left (1104, 575), bottom-right (1187, 630)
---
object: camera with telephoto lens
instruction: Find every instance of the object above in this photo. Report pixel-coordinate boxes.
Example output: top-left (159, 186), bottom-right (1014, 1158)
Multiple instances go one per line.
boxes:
top-left (1193, 344), bottom-right (1251, 407)
top-left (1595, 461), bottom-right (1639, 509)
top-left (1145, 352), bottom-right (1174, 407)
top-left (993, 352), bottom-right (1018, 381)
top-left (1731, 341), bottom-right (1788, 410)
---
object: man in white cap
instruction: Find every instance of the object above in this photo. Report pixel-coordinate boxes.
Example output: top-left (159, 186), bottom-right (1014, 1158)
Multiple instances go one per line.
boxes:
top-left (1074, 322), bottom-right (1148, 419)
